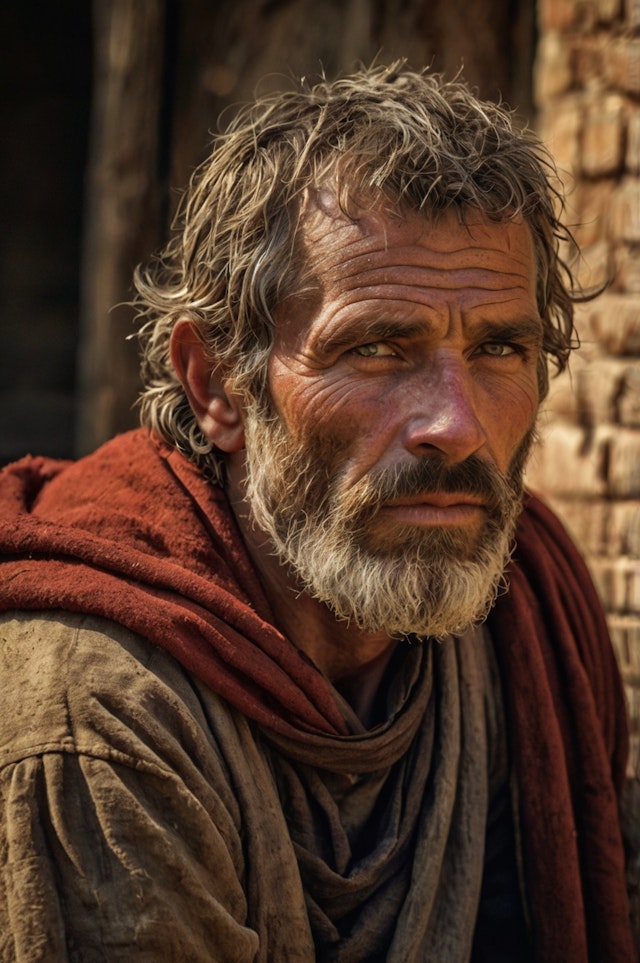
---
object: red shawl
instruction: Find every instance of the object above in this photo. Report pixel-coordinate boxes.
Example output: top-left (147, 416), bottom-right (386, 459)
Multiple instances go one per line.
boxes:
top-left (0, 429), bottom-right (634, 961)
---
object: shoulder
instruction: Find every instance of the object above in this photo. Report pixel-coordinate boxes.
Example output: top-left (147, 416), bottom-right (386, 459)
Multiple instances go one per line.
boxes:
top-left (0, 611), bottom-right (267, 960)
top-left (0, 611), bottom-right (245, 800)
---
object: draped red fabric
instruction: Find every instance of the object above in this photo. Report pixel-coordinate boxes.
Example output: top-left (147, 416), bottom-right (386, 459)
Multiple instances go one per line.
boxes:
top-left (0, 429), bottom-right (634, 960)
top-left (0, 431), bottom-right (348, 738)
top-left (488, 496), bottom-right (632, 961)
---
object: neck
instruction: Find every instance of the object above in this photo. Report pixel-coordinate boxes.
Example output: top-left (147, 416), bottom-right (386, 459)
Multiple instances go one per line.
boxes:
top-left (265, 575), bottom-right (400, 726)
top-left (228, 486), bottom-right (399, 726)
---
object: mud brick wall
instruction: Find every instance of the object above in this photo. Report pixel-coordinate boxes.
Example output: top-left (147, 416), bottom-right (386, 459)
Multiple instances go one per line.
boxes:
top-left (529, 0), bottom-right (640, 770)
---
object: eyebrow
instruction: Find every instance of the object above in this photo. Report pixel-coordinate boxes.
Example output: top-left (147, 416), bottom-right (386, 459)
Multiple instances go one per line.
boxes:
top-left (315, 318), bottom-right (427, 353)
top-left (471, 315), bottom-right (545, 345)
top-left (315, 313), bottom-right (544, 354)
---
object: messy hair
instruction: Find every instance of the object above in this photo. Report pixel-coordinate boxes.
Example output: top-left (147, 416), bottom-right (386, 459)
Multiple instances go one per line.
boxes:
top-left (134, 61), bottom-right (579, 484)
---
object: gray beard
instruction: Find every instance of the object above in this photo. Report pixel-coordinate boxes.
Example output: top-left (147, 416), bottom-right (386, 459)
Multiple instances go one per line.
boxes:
top-left (241, 407), bottom-right (532, 638)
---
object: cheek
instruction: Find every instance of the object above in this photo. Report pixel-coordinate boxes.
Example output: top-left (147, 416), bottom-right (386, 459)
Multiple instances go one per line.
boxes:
top-left (271, 374), bottom-right (407, 486)
top-left (481, 375), bottom-right (539, 469)
top-left (271, 369), bottom-right (393, 444)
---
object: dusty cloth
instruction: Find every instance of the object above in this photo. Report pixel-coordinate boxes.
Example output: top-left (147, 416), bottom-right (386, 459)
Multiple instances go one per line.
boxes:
top-left (0, 612), bottom-right (502, 962)
top-left (0, 428), bottom-right (634, 960)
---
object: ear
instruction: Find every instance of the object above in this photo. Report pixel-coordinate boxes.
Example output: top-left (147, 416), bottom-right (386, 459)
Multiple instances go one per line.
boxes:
top-left (170, 319), bottom-right (245, 453)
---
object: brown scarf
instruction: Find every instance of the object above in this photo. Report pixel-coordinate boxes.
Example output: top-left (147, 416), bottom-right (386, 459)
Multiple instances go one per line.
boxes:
top-left (0, 429), bottom-right (634, 960)
top-left (262, 627), bottom-right (499, 961)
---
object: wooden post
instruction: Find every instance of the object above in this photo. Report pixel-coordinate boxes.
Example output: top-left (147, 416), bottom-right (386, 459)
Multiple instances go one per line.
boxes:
top-left (76, 0), bottom-right (166, 454)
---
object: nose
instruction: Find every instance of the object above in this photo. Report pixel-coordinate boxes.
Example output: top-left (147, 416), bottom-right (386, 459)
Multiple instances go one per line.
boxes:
top-left (402, 356), bottom-right (487, 464)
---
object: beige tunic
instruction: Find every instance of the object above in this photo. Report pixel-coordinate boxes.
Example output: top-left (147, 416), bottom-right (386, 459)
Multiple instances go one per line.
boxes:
top-left (0, 611), bottom-right (503, 962)
top-left (1, 611), bottom-right (314, 961)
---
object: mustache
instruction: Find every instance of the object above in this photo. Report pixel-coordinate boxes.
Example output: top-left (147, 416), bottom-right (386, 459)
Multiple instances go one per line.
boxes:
top-left (349, 426), bottom-right (536, 516)
top-left (339, 452), bottom-right (524, 523)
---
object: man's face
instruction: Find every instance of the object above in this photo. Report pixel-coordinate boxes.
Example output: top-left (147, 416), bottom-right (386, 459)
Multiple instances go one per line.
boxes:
top-left (240, 203), bottom-right (542, 637)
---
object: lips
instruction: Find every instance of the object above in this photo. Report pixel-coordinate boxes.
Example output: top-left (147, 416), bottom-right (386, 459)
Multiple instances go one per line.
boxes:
top-left (385, 493), bottom-right (487, 510)
top-left (378, 493), bottom-right (487, 528)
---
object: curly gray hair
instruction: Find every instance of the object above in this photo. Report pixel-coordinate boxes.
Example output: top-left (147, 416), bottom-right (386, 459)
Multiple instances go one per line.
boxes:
top-left (134, 61), bottom-right (579, 484)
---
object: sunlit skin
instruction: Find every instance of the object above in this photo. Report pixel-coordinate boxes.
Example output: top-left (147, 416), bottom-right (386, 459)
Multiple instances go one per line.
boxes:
top-left (173, 200), bottom-right (543, 723)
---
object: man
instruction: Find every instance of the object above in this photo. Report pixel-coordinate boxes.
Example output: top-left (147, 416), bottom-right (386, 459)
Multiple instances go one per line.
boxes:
top-left (0, 64), bottom-right (635, 961)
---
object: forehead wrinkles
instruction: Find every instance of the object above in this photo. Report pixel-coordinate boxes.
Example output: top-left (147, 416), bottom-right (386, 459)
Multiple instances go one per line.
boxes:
top-left (300, 208), bottom-right (536, 291)
top-left (314, 248), bottom-right (537, 314)
top-left (333, 255), bottom-right (534, 298)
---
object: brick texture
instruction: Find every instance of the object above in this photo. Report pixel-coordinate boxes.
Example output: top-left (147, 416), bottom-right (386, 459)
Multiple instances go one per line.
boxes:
top-left (582, 294), bottom-right (640, 355)
top-left (531, 0), bottom-right (640, 770)
top-left (582, 95), bottom-right (625, 175)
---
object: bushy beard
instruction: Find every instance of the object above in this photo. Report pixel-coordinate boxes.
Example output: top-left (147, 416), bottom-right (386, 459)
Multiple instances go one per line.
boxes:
top-left (242, 405), bottom-right (533, 639)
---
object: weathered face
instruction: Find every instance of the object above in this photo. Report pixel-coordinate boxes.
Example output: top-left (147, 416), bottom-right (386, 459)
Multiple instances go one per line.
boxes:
top-left (240, 202), bottom-right (542, 636)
